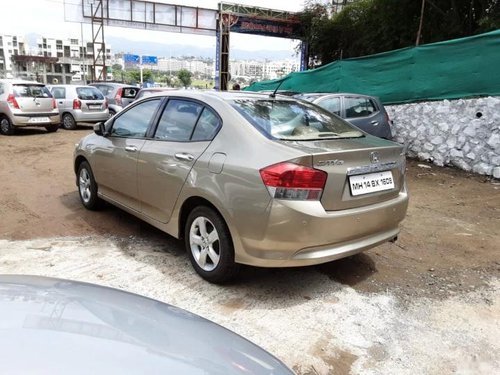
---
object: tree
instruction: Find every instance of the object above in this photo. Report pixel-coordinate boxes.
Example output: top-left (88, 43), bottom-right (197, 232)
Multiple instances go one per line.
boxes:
top-left (177, 69), bottom-right (192, 87)
top-left (298, 0), bottom-right (500, 65)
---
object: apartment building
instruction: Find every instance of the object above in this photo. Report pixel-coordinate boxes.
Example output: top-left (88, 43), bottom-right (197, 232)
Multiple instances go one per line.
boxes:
top-left (0, 35), bottom-right (27, 78)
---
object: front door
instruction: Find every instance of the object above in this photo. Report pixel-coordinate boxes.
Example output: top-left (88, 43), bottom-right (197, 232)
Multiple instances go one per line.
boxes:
top-left (91, 98), bottom-right (162, 212)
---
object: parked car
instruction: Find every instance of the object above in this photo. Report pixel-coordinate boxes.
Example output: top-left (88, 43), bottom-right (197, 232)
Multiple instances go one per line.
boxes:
top-left (134, 87), bottom-right (177, 102)
top-left (49, 85), bottom-right (109, 130)
top-left (89, 82), bottom-right (139, 116)
top-left (0, 79), bottom-right (59, 135)
top-left (295, 93), bottom-right (393, 139)
top-left (74, 91), bottom-right (408, 283)
top-left (0, 275), bottom-right (293, 374)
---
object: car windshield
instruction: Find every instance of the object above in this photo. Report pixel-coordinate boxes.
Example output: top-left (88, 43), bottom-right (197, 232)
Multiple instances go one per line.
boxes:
top-left (13, 84), bottom-right (52, 98)
top-left (230, 98), bottom-right (363, 140)
top-left (77, 87), bottom-right (104, 100)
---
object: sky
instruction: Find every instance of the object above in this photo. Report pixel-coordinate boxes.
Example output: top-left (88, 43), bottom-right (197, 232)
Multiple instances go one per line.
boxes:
top-left (0, 0), bottom-right (310, 56)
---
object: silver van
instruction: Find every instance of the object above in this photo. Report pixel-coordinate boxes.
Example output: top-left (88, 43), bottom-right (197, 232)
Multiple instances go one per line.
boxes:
top-left (0, 79), bottom-right (59, 135)
top-left (50, 85), bottom-right (109, 130)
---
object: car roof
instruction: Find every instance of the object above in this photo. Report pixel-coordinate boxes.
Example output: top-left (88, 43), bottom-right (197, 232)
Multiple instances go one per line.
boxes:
top-left (0, 79), bottom-right (46, 85)
top-left (139, 90), bottom-right (299, 103)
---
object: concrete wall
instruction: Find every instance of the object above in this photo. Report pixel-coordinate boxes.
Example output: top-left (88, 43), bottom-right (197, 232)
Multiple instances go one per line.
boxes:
top-left (386, 97), bottom-right (500, 178)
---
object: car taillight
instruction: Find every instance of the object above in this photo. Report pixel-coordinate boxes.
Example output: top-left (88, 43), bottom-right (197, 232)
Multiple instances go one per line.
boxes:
top-left (51, 98), bottom-right (57, 109)
top-left (115, 88), bottom-right (123, 106)
top-left (73, 99), bottom-right (82, 109)
top-left (260, 162), bottom-right (327, 200)
top-left (7, 94), bottom-right (19, 109)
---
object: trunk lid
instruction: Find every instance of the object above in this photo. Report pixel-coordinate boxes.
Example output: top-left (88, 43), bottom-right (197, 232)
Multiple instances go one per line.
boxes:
top-left (13, 84), bottom-right (53, 113)
top-left (281, 136), bottom-right (405, 211)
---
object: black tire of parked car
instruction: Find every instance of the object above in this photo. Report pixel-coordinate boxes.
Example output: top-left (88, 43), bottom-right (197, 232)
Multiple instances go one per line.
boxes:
top-left (185, 206), bottom-right (240, 284)
top-left (77, 161), bottom-right (103, 211)
top-left (45, 124), bottom-right (59, 133)
top-left (62, 113), bottom-right (77, 130)
top-left (0, 116), bottom-right (15, 135)
top-left (108, 109), bottom-right (116, 117)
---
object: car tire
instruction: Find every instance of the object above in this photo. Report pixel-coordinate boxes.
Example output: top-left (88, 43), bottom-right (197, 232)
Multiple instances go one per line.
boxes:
top-left (77, 161), bottom-right (102, 210)
top-left (0, 116), bottom-right (15, 135)
top-left (108, 109), bottom-right (116, 117)
top-left (185, 206), bottom-right (239, 284)
top-left (45, 124), bottom-right (59, 133)
top-left (62, 113), bottom-right (77, 130)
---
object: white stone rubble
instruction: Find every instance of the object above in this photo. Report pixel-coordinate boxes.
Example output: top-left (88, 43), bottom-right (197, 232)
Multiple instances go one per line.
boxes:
top-left (387, 97), bottom-right (500, 177)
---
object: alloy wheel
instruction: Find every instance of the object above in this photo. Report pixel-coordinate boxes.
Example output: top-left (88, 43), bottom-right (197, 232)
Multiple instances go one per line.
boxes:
top-left (79, 168), bottom-right (92, 204)
top-left (189, 216), bottom-right (220, 272)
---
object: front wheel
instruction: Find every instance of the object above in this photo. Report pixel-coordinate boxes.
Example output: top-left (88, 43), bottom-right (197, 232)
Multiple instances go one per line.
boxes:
top-left (185, 206), bottom-right (239, 284)
top-left (77, 161), bottom-right (102, 210)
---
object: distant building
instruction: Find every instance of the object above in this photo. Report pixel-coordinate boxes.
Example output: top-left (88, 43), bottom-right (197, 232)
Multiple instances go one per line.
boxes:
top-left (0, 34), bottom-right (27, 78)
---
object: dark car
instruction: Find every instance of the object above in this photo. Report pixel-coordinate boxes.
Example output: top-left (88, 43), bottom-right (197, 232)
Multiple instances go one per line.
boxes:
top-left (89, 82), bottom-right (139, 116)
top-left (296, 93), bottom-right (393, 139)
top-left (0, 275), bottom-right (294, 374)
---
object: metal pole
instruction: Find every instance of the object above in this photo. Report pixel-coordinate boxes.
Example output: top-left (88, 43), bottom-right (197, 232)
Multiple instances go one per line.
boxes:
top-left (416, 0), bottom-right (426, 46)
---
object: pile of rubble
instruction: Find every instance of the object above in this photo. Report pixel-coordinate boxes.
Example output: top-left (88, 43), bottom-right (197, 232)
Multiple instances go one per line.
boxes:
top-left (387, 96), bottom-right (500, 178)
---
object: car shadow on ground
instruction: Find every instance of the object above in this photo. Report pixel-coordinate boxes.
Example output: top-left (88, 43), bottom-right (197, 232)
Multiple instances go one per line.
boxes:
top-left (6, 128), bottom-right (50, 136)
top-left (59, 191), bottom-right (379, 308)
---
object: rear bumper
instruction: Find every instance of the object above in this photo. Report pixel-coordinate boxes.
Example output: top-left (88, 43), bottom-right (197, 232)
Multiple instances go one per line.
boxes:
top-left (233, 190), bottom-right (409, 267)
top-left (11, 113), bottom-right (60, 127)
top-left (72, 110), bottom-right (109, 123)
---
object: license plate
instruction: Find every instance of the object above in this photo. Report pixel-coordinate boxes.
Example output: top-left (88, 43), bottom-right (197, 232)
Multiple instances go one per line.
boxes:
top-left (29, 117), bottom-right (50, 123)
top-left (349, 171), bottom-right (395, 196)
top-left (88, 105), bottom-right (101, 110)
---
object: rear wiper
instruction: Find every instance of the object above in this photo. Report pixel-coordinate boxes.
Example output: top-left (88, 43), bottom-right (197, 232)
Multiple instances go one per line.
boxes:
top-left (318, 132), bottom-right (340, 137)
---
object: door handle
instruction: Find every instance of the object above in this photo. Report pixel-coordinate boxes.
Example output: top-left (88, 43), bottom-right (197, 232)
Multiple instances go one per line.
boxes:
top-left (174, 153), bottom-right (194, 162)
top-left (370, 121), bottom-right (379, 126)
top-left (125, 145), bottom-right (138, 152)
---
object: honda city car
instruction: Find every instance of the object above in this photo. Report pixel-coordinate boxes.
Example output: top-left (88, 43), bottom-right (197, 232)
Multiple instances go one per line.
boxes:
top-left (73, 91), bottom-right (408, 283)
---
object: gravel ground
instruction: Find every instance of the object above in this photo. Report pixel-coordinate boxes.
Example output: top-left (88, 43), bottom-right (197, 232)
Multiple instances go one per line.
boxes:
top-left (0, 237), bottom-right (498, 374)
top-left (0, 128), bottom-right (499, 374)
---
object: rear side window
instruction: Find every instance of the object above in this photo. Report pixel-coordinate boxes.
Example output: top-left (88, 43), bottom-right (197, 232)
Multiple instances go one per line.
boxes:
top-left (154, 100), bottom-right (203, 141)
top-left (231, 99), bottom-right (362, 140)
top-left (318, 97), bottom-right (341, 116)
top-left (76, 87), bottom-right (104, 100)
top-left (52, 87), bottom-right (66, 99)
top-left (13, 85), bottom-right (52, 98)
top-left (191, 108), bottom-right (221, 141)
top-left (344, 97), bottom-right (377, 118)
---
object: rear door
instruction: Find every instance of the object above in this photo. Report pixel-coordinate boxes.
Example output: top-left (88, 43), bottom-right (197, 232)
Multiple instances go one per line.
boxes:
top-left (138, 99), bottom-right (221, 223)
top-left (51, 86), bottom-right (70, 112)
top-left (12, 84), bottom-right (53, 113)
top-left (343, 96), bottom-right (384, 134)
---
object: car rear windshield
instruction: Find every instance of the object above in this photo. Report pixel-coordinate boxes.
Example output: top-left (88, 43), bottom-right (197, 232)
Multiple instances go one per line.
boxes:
top-left (13, 85), bottom-right (52, 98)
top-left (230, 98), bottom-right (363, 140)
top-left (76, 87), bottom-right (104, 100)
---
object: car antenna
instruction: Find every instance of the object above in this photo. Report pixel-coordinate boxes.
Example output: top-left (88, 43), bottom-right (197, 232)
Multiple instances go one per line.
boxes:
top-left (269, 78), bottom-right (286, 99)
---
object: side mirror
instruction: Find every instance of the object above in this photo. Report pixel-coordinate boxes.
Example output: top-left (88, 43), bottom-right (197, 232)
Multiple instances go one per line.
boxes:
top-left (93, 122), bottom-right (107, 136)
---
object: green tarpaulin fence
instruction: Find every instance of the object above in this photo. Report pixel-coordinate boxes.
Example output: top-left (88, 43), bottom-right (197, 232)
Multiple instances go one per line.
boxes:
top-left (244, 29), bottom-right (500, 105)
